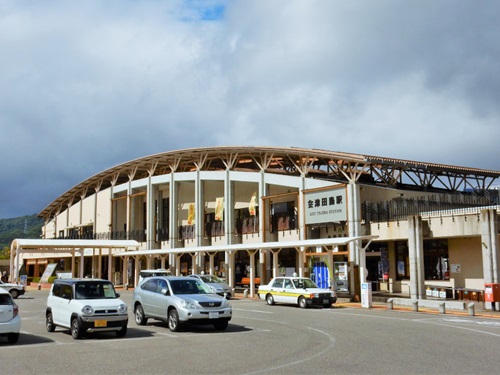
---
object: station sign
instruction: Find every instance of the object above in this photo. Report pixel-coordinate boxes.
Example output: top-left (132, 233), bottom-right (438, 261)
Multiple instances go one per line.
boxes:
top-left (304, 186), bottom-right (347, 225)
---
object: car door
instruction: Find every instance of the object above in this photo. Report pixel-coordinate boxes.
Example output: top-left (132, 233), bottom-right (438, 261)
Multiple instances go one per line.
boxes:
top-left (58, 284), bottom-right (74, 327)
top-left (281, 278), bottom-right (296, 304)
top-left (270, 278), bottom-right (286, 303)
top-left (150, 278), bottom-right (169, 317)
top-left (139, 279), bottom-right (159, 317)
top-left (50, 284), bottom-right (72, 327)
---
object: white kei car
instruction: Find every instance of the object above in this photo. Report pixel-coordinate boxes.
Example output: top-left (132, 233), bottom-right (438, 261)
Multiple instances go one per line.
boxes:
top-left (0, 287), bottom-right (21, 344)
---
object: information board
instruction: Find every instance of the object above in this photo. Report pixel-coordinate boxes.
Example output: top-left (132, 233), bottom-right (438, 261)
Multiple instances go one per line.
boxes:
top-left (40, 263), bottom-right (58, 283)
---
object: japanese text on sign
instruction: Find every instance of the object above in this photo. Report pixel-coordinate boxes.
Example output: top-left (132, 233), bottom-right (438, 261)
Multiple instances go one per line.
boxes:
top-left (304, 187), bottom-right (347, 224)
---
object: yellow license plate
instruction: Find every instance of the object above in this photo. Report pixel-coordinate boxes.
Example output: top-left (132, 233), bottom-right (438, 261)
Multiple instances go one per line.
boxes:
top-left (94, 320), bottom-right (107, 327)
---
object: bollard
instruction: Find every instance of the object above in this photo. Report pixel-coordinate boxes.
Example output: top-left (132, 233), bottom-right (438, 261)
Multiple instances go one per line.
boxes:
top-left (38, 284), bottom-right (41, 290)
top-left (387, 298), bottom-right (393, 310)
top-left (243, 289), bottom-right (249, 298)
top-left (412, 300), bottom-right (418, 312)
top-left (439, 302), bottom-right (446, 314)
top-left (468, 302), bottom-right (475, 316)
top-left (125, 284), bottom-right (129, 290)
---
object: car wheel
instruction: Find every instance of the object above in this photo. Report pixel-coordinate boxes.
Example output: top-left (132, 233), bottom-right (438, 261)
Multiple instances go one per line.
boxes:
top-left (168, 309), bottom-right (181, 332)
top-left (213, 319), bottom-right (228, 330)
top-left (10, 289), bottom-right (19, 299)
top-left (46, 312), bottom-right (56, 332)
top-left (266, 294), bottom-right (275, 305)
top-left (298, 296), bottom-right (308, 308)
top-left (134, 304), bottom-right (147, 325)
top-left (71, 318), bottom-right (83, 339)
top-left (116, 325), bottom-right (127, 338)
top-left (7, 332), bottom-right (19, 344)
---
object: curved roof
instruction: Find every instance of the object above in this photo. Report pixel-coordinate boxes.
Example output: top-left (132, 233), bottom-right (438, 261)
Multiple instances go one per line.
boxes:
top-left (39, 146), bottom-right (500, 219)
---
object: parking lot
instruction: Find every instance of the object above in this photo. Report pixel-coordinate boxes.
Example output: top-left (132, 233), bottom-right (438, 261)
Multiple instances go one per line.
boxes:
top-left (1, 288), bottom-right (500, 375)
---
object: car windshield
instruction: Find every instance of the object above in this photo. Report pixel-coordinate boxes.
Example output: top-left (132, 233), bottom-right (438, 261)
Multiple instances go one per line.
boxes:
top-left (169, 279), bottom-right (212, 295)
top-left (293, 278), bottom-right (319, 288)
top-left (200, 275), bottom-right (223, 283)
top-left (75, 282), bottom-right (117, 299)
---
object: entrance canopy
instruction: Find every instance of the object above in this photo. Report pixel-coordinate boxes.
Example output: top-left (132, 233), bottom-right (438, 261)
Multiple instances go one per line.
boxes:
top-left (113, 236), bottom-right (377, 295)
top-left (112, 236), bottom-right (377, 257)
top-left (12, 239), bottom-right (140, 250)
top-left (10, 239), bottom-right (140, 282)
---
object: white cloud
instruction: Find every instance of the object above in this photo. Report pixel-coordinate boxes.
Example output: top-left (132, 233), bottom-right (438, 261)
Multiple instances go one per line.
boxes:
top-left (0, 0), bottom-right (499, 218)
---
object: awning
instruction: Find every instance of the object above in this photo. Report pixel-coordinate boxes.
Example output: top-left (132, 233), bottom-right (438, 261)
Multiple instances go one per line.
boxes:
top-left (113, 235), bottom-right (377, 257)
top-left (11, 239), bottom-right (140, 251)
top-left (10, 239), bottom-right (141, 283)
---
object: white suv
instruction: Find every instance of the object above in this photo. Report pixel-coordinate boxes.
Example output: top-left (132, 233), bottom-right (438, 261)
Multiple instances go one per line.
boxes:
top-left (46, 279), bottom-right (128, 339)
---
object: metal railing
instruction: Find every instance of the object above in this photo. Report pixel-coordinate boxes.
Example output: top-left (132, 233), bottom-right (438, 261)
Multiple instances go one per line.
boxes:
top-left (362, 193), bottom-right (496, 223)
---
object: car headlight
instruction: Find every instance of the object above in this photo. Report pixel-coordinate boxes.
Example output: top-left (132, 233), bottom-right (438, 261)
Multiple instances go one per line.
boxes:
top-left (118, 304), bottom-right (128, 314)
top-left (180, 299), bottom-right (198, 309)
top-left (221, 299), bottom-right (231, 308)
top-left (81, 305), bottom-right (94, 314)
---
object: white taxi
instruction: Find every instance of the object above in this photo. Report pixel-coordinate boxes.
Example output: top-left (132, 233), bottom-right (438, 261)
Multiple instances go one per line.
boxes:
top-left (257, 276), bottom-right (336, 308)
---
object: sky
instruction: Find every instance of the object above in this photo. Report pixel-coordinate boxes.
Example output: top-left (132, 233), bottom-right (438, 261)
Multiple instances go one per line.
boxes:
top-left (1, 0), bottom-right (500, 219)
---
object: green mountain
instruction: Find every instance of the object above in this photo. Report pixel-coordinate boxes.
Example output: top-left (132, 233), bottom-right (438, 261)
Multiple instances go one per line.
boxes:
top-left (0, 214), bottom-right (44, 254)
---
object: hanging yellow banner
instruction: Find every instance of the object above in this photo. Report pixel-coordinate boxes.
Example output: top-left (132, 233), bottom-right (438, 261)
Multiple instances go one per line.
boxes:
top-left (215, 197), bottom-right (224, 221)
top-left (249, 193), bottom-right (257, 216)
top-left (187, 203), bottom-right (195, 225)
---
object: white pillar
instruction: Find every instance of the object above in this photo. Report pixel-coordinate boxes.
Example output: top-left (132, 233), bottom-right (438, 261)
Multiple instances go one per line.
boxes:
top-left (122, 256), bottom-right (128, 286)
top-left (249, 250), bottom-right (257, 297)
top-left (79, 250), bottom-right (85, 278)
top-left (209, 253), bottom-right (216, 276)
top-left (408, 215), bottom-right (425, 299)
top-left (169, 173), bottom-right (178, 273)
top-left (146, 176), bottom-right (156, 249)
top-left (107, 252), bottom-right (113, 281)
top-left (481, 209), bottom-right (499, 310)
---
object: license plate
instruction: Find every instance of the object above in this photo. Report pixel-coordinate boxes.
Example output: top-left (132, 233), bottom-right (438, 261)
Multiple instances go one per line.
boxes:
top-left (209, 312), bottom-right (219, 319)
top-left (94, 320), bottom-right (107, 327)
top-left (323, 299), bottom-right (329, 304)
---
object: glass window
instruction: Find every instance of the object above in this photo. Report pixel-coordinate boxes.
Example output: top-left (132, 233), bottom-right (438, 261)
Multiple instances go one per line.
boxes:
top-left (272, 278), bottom-right (284, 288)
top-left (396, 241), bottom-right (410, 280)
top-left (424, 240), bottom-right (449, 280)
top-left (156, 279), bottom-right (167, 293)
top-left (0, 294), bottom-right (13, 305)
top-left (141, 280), bottom-right (157, 292)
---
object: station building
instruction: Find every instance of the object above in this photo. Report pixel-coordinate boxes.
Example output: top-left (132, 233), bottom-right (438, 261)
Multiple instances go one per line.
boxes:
top-left (10, 146), bottom-right (500, 307)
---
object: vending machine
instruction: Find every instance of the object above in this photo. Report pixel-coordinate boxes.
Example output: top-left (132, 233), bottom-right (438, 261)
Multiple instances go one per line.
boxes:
top-left (334, 262), bottom-right (349, 292)
top-left (311, 261), bottom-right (330, 289)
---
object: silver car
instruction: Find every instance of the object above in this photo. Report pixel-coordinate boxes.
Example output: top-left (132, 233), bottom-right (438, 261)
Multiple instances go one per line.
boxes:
top-left (133, 276), bottom-right (232, 332)
top-left (190, 274), bottom-right (232, 299)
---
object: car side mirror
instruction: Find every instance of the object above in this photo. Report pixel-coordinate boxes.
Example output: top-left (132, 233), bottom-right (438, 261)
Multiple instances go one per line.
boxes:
top-left (161, 288), bottom-right (169, 295)
top-left (116, 292), bottom-right (120, 298)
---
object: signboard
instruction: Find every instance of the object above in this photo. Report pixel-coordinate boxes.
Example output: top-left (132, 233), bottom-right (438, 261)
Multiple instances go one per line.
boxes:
top-left (40, 263), bottom-right (58, 284)
top-left (361, 282), bottom-right (372, 308)
top-left (304, 187), bottom-right (347, 225)
top-left (451, 264), bottom-right (461, 273)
